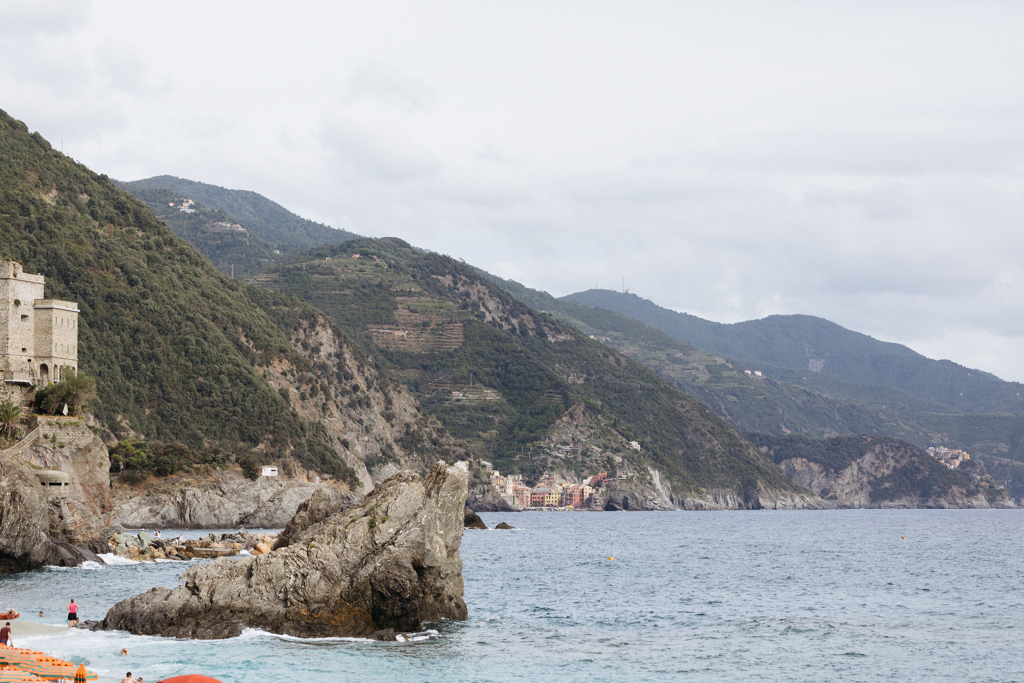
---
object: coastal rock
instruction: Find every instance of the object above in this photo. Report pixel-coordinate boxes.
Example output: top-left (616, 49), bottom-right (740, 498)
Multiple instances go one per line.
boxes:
top-left (98, 461), bottom-right (470, 639)
top-left (113, 470), bottom-right (356, 528)
top-left (27, 416), bottom-right (119, 551)
top-left (464, 506), bottom-right (487, 529)
top-left (44, 540), bottom-right (102, 567)
top-left (494, 522), bottom-right (515, 530)
top-left (466, 475), bottom-right (515, 512)
top-left (273, 487), bottom-right (347, 550)
top-left (0, 457), bottom-right (50, 574)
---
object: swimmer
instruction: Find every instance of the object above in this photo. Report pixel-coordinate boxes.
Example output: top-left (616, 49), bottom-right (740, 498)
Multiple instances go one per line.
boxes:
top-left (120, 648), bottom-right (130, 656)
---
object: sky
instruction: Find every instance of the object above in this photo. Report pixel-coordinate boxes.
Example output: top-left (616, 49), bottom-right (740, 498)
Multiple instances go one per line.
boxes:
top-left (2, 1), bottom-right (1023, 380)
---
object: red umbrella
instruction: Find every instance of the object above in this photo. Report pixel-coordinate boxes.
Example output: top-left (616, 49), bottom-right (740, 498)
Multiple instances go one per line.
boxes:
top-left (157, 677), bottom-right (223, 683)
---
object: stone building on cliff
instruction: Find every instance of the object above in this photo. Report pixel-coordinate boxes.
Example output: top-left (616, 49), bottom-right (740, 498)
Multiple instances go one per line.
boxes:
top-left (0, 261), bottom-right (79, 386)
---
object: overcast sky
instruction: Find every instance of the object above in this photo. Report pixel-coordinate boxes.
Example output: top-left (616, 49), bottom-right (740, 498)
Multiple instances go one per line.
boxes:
top-left (3, 1), bottom-right (1023, 380)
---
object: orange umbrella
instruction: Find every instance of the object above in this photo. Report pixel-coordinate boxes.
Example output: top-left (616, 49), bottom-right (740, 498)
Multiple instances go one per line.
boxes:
top-left (73, 663), bottom-right (87, 683)
top-left (158, 677), bottom-right (223, 683)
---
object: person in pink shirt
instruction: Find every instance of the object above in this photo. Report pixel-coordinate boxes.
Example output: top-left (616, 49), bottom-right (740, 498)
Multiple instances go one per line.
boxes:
top-left (67, 599), bottom-right (79, 627)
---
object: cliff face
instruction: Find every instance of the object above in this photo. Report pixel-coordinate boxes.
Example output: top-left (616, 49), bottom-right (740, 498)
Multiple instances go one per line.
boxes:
top-left (25, 417), bottom-right (117, 549)
top-left (114, 469), bottom-right (357, 529)
top-left (98, 461), bottom-right (469, 639)
top-left (752, 434), bottom-right (1013, 509)
top-left (260, 310), bottom-right (458, 491)
top-left (0, 457), bottom-right (51, 574)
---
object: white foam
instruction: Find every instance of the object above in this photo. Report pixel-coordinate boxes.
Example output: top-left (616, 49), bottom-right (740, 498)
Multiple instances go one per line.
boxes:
top-left (98, 553), bottom-right (139, 565)
top-left (79, 560), bottom-right (104, 570)
top-left (237, 627), bottom-right (370, 643)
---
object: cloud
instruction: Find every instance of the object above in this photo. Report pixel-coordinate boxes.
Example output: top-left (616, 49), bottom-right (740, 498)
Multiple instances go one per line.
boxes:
top-left (317, 113), bottom-right (441, 183)
top-left (341, 61), bottom-right (437, 112)
top-left (2, 1), bottom-right (1024, 382)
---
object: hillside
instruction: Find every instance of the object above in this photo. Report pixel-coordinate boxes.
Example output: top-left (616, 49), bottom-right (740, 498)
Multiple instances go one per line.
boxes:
top-left (248, 238), bottom-right (815, 507)
top-left (484, 274), bottom-right (1024, 479)
top-left (114, 187), bottom-right (281, 278)
top-left (748, 434), bottom-right (1010, 508)
top-left (0, 109), bottom-right (443, 490)
top-left (565, 289), bottom-right (1024, 416)
top-left (117, 176), bottom-right (359, 276)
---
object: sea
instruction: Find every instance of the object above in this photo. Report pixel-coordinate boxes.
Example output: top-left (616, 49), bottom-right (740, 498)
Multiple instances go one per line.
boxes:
top-left (2, 509), bottom-right (1023, 682)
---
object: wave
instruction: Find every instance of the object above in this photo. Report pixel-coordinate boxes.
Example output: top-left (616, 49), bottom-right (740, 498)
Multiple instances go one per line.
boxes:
top-left (97, 553), bottom-right (139, 565)
top-left (235, 627), bottom-right (440, 644)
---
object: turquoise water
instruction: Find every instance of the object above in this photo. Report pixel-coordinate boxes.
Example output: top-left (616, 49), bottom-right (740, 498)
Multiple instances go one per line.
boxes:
top-left (2, 510), bottom-right (1023, 682)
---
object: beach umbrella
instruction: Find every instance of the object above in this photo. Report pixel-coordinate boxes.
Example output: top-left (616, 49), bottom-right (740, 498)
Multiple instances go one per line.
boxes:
top-left (73, 663), bottom-right (87, 683)
top-left (157, 677), bottom-right (223, 683)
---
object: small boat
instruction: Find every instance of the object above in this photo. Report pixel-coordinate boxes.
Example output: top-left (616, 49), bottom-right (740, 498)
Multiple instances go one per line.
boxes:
top-left (0, 612), bottom-right (18, 621)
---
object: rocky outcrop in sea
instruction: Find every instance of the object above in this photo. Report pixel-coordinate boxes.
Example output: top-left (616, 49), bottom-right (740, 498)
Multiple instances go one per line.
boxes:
top-left (96, 461), bottom-right (470, 639)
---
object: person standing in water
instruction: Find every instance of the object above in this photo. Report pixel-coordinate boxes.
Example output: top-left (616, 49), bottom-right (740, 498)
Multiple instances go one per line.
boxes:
top-left (67, 599), bottom-right (79, 627)
top-left (0, 621), bottom-right (12, 647)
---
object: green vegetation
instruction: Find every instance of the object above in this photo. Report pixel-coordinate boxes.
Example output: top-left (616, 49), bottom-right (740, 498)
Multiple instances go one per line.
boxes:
top-left (117, 176), bottom-right (358, 253)
top-left (0, 109), bottom-right (354, 482)
top-left (253, 237), bottom-right (798, 496)
top-left (33, 371), bottom-right (96, 416)
top-left (115, 188), bottom-right (282, 278)
top-left (108, 438), bottom-right (229, 481)
top-left (564, 289), bottom-right (1024, 416)
top-left (483, 273), bottom-right (1024, 491)
top-left (0, 400), bottom-right (22, 438)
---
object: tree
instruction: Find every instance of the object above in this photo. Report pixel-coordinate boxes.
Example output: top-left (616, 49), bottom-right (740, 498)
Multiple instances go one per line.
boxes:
top-left (34, 370), bottom-right (97, 416)
top-left (0, 399), bottom-right (22, 438)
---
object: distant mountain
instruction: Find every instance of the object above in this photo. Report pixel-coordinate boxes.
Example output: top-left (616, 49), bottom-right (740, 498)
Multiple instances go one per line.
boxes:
top-left (564, 289), bottom-right (1024, 416)
top-left (481, 274), bottom-right (1024, 491)
top-left (117, 176), bottom-right (359, 277)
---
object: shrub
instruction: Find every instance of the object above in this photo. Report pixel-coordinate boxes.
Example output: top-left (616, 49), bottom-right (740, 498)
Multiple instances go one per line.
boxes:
top-left (34, 371), bottom-right (96, 416)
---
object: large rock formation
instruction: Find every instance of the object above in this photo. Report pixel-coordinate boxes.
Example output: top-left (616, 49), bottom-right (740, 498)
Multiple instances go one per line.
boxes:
top-left (0, 457), bottom-right (51, 574)
top-left (97, 461), bottom-right (469, 639)
top-left (27, 417), bottom-right (119, 551)
top-left (114, 470), bottom-right (357, 529)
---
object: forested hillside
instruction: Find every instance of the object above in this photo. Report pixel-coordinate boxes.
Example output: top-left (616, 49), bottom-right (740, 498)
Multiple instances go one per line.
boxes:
top-left (118, 176), bottom-right (358, 255)
top-left (114, 187), bottom-right (281, 278)
top-left (0, 110), bottom-right (431, 488)
top-left (565, 289), bottom-right (1024, 416)
top-left (249, 238), bottom-right (807, 504)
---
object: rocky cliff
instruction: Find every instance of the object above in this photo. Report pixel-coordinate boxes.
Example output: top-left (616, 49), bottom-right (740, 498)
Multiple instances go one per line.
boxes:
top-left (0, 457), bottom-right (51, 574)
top-left (97, 461), bottom-right (469, 639)
top-left (113, 469), bottom-right (357, 529)
top-left (25, 416), bottom-right (118, 550)
top-left (751, 434), bottom-right (1014, 508)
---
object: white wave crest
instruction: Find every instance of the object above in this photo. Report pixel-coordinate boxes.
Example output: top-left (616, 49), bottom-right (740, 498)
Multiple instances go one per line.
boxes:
top-left (98, 553), bottom-right (139, 565)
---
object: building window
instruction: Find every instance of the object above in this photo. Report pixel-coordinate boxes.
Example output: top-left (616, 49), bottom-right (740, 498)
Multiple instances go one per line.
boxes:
top-left (20, 315), bottom-right (27, 321)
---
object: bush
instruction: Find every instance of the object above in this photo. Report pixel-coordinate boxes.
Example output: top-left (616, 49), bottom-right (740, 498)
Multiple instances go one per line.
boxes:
top-left (109, 439), bottom-right (226, 477)
top-left (34, 371), bottom-right (96, 416)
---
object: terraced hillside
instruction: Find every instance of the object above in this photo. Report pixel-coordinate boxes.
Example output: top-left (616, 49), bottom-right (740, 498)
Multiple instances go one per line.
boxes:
top-left (250, 239), bottom-right (812, 506)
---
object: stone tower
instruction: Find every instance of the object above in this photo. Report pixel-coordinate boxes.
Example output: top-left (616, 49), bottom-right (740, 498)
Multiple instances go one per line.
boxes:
top-left (0, 261), bottom-right (79, 385)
